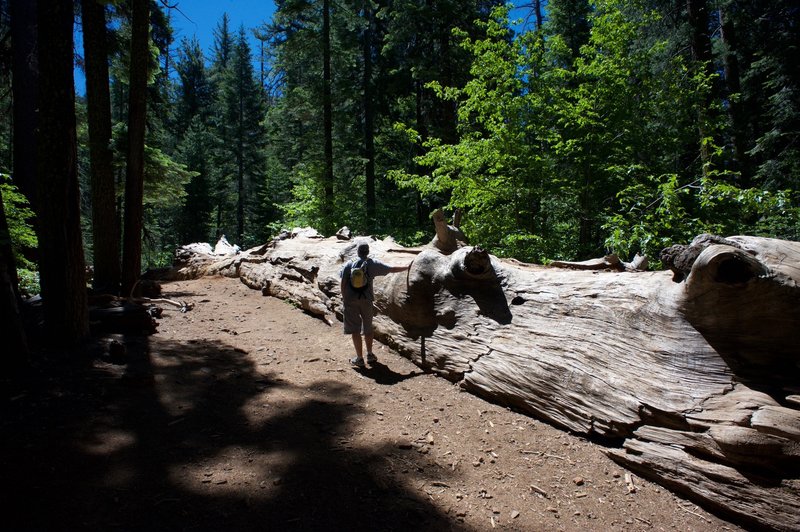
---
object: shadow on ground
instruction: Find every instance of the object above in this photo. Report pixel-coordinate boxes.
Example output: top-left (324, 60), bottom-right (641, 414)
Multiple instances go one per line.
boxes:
top-left (356, 361), bottom-right (419, 386)
top-left (1, 333), bottom-right (470, 531)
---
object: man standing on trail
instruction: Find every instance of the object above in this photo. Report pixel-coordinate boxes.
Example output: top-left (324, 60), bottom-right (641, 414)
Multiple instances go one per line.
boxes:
top-left (340, 241), bottom-right (411, 368)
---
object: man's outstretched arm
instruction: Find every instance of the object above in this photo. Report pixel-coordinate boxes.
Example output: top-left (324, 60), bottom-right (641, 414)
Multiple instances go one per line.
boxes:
top-left (387, 263), bottom-right (412, 274)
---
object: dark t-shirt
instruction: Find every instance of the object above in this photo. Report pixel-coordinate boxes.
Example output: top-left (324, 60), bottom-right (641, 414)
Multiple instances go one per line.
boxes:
top-left (340, 258), bottom-right (394, 302)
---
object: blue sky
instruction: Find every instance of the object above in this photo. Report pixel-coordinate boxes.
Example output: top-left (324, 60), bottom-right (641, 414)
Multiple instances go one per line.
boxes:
top-left (74, 1), bottom-right (276, 94)
top-left (168, 0), bottom-right (276, 55)
top-left (75, 2), bottom-right (532, 93)
top-left (169, 2), bottom-right (531, 59)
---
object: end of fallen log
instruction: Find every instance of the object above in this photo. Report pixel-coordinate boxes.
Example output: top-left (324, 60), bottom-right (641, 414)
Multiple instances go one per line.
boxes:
top-left (680, 244), bottom-right (797, 387)
top-left (685, 245), bottom-right (768, 287)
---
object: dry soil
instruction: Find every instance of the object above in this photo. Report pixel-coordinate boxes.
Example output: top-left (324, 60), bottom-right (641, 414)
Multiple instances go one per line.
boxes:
top-left (2, 276), bottom-right (747, 531)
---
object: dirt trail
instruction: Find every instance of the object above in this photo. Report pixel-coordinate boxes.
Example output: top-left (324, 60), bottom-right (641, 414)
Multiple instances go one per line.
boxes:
top-left (2, 276), bottom-right (743, 531)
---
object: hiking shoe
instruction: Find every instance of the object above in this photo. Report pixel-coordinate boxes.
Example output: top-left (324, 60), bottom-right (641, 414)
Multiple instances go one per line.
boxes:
top-left (366, 352), bottom-right (378, 364)
top-left (350, 356), bottom-right (366, 368)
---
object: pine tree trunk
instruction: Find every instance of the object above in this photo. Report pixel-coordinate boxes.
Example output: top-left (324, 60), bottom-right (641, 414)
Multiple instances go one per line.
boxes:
top-left (10, 0), bottom-right (39, 216)
top-left (321, 0), bottom-right (334, 234)
top-left (35, 0), bottom-right (89, 345)
top-left (362, 2), bottom-right (376, 231)
top-left (82, 0), bottom-right (120, 294)
top-left (237, 104), bottom-right (244, 244)
top-left (121, 0), bottom-right (149, 295)
top-left (687, 0), bottom-right (714, 176)
top-left (414, 81), bottom-right (429, 227)
top-left (718, 6), bottom-right (750, 187)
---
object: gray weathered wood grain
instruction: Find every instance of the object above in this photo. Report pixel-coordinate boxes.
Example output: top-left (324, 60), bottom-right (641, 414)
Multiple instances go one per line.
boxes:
top-left (169, 232), bottom-right (800, 529)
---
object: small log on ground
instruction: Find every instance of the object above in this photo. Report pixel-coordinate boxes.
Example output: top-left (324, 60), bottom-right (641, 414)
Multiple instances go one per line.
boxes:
top-left (89, 302), bottom-right (157, 335)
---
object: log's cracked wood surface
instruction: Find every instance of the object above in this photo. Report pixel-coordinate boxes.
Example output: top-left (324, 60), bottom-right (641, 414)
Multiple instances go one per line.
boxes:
top-left (169, 230), bottom-right (800, 531)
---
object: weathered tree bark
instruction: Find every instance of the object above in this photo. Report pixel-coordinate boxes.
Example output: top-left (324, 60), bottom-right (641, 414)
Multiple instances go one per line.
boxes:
top-left (121, 0), bottom-right (149, 296)
top-left (170, 230), bottom-right (800, 530)
top-left (431, 208), bottom-right (466, 254)
top-left (362, 1), bottom-right (376, 232)
top-left (320, 0), bottom-right (334, 235)
top-left (718, 6), bottom-right (750, 187)
top-left (10, 0), bottom-right (39, 217)
top-left (687, 0), bottom-right (715, 177)
top-left (82, 0), bottom-right (120, 295)
top-left (35, 0), bottom-right (90, 346)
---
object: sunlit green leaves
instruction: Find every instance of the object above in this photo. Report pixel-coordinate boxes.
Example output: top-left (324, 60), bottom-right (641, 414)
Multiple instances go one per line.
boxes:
top-left (1, 174), bottom-right (38, 266)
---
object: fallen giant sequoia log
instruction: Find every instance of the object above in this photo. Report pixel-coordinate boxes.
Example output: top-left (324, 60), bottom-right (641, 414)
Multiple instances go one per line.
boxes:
top-left (170, 228), bottom-right (800, 530)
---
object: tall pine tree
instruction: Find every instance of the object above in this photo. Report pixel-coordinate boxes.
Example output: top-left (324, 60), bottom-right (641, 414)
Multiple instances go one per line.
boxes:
top-left (223, 27), bottom-right (267, 245)
top-left (174, 36), bottom-right (214, 244)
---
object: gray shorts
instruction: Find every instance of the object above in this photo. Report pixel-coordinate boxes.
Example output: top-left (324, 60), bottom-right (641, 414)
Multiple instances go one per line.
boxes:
top-left (343, 298), bottom-right (374, 335)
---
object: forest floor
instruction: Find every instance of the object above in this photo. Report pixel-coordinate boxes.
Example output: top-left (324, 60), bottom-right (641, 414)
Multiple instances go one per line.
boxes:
top-left (3, 276), bottom-right (746, 531)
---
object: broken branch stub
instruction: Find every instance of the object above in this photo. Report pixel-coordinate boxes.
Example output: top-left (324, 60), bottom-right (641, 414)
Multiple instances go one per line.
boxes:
top-left (431, 209), bottom-right (467, 254)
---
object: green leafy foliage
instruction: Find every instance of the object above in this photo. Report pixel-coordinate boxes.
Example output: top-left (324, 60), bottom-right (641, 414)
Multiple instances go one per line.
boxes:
top-left (698, 179), bottom-right (800, 240)
top-left (390, 7), bottom-right (565, 262)
top-left (388, 0), bottom-right (799, 265)
top-left (1, 174), bottom-right (39, 295)
top-left (604, 175), bottom-right (701, 264)
top-left (1, 174), bottom-right (37, 266)
top-left (605, 175), bottom-right (800, 265)
top-left (4, 0), bottom-right (798, 284)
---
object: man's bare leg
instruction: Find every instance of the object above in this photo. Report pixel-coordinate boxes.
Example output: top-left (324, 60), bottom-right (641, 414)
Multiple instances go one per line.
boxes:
top-left (365, 333), bottom-right (377, 363)
top-left (351, 333), bottom-right (364, 360)
top-left (365, 333), bottom-right (373, 354)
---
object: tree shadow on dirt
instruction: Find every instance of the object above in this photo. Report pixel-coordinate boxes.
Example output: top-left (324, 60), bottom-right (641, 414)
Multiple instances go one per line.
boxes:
top-left (1, 333), bottom-right (472, 531)
top-left (355, 361), bottom-right (420, 386)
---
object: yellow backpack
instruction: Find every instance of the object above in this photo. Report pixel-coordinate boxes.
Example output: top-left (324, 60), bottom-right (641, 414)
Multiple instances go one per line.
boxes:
top-left (349, 258), bottom-right (369, 294)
